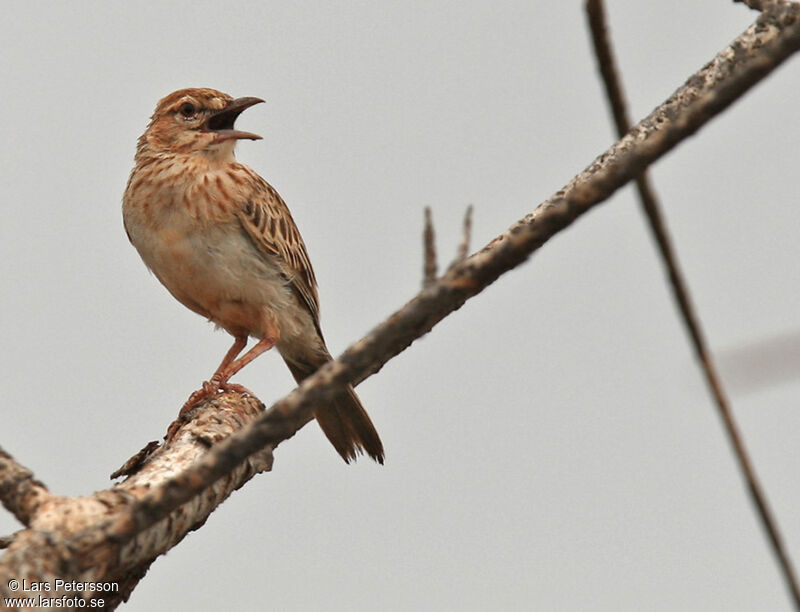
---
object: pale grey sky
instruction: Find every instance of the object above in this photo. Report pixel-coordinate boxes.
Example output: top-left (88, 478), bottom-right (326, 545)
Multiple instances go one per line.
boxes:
top-left (1, 2), bottom-right (799, 610)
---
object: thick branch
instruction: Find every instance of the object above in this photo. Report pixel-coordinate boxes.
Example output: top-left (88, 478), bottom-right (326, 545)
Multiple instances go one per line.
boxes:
top-left (0, 395), bottom-right (271, 607)
top-left (0, 448), bottom-right (51, 526)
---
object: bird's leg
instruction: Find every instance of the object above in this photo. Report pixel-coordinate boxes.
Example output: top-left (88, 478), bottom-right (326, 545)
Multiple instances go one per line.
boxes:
top-left (214, 336), bottom-right (276, 388)
top-left (206, 336), bottom-right (249, 388)
top-left (169, 336), bottom-right (277, 440)
top-left (180, 336), bottom-right (277, 412)
top-left (180, 335), bottom-right (248, 415)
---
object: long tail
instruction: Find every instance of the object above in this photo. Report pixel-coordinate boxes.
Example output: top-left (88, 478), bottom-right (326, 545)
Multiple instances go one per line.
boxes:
top-left (284, 353), bottom-right (384, 464)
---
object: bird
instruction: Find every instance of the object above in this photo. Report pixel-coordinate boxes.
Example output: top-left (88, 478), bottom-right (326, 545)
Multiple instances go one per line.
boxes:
top-left (122, 88), bottom-right (383, 463)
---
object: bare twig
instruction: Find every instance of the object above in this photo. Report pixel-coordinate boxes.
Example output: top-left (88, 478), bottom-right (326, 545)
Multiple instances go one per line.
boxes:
top-left (586, 0), bottom-right (800, 607)
top-left (453, 205), bottom-right (474, 266)
top-left (423, 206), bottom-right (437, 288)
top-left (0, 447), bottom-right (51, 526)
top-left (426, 205), bottom-right (474, 284)
top-left (87, 2), bottom-right (800, 549)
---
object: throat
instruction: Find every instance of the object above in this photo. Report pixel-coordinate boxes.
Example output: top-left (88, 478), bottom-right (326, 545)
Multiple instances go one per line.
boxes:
top-left (202, 140), bottom-right (238, 165)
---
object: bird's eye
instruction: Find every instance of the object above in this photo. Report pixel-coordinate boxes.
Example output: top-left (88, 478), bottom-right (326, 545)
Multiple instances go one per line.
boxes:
top-left (178, 102), bottom-right (197, 119)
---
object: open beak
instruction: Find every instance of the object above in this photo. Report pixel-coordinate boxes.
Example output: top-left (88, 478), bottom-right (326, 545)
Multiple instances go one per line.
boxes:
top-left (204, 96), bottom-right (265, 142)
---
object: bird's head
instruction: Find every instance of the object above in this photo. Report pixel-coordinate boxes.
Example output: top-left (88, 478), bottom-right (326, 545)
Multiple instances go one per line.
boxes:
top-left (139, 88), bottom-right (264, 157)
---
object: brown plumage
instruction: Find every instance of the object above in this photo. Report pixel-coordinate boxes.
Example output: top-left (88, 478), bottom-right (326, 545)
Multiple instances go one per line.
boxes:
top-left (122, 88), bottom-right (383, 463)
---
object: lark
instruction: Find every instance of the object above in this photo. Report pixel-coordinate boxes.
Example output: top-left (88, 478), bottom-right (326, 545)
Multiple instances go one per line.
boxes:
top-left (122, 88), bottom-right (383, 463)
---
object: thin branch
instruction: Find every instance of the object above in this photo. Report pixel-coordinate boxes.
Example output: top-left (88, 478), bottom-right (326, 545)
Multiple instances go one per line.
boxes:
top-left (0, 447), bottom-right (51, 526)
top-left (586, 1), bottom-right (800, 606)
top-left (586, 0), bottom-right (633, 138)
top-left (88, 2), bottom-right (800, 548)
top-left (423, 206), bottom-right (437, 288)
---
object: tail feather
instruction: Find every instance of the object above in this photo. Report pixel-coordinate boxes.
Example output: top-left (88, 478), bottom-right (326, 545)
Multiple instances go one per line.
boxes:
top-left (284, 356), bottom-right (384, 464)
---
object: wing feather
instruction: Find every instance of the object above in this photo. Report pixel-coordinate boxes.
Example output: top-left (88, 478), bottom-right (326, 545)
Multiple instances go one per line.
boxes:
top-left (235, 171), bottom-right (321, 330)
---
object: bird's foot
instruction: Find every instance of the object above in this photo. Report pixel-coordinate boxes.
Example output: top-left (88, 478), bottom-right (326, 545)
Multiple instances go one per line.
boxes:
top-left (167, 379), bottom-right (224, 440)
top-left (167, 378), bottom-right (256, 441)
top-left (179, 379), bottom-right (222, 418)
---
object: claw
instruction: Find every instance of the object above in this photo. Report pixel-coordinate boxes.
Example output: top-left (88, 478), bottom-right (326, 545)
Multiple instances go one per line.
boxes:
top-left (180, 382), bottom-right (219, 417)
top-left (219, 382), bottom-right (255, 397)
